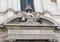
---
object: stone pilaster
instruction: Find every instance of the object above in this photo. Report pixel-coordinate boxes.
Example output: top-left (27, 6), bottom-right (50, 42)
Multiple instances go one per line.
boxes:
top-left (17, 0), bottom-right (21, 11)
top-left (41, 0), bottom-right (51, 12)
top-left (41, 0), bottom-right (52, 18)
top-left (13, 0), bottom-right (18, 11)
top-left (57, 0), bottom-right (60, 12)
top-left (34, 0), bottom-right (43, 12)
top-left (7, 0), bottom-right (13, 8)
top-left (0, 0), bottom-right (8, 11)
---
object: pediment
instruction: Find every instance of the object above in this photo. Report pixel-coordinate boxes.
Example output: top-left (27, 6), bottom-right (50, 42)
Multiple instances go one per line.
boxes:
top-left (4, 16), bottom-right (57, 26)
top-left (7, 18), bottom-right (53, 25)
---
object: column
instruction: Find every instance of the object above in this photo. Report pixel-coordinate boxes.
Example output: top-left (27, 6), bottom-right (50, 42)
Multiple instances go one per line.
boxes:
top-left (41, 0), bottom-right (52, 18)
top-left (47, 0), bottom-right (52, 12)
top-left (41, 0), bottom-right (51, 12)
top-left (13, 0), bottom-right (18, 11)
top-left (34, 0), bottom-right (43, 12)
top-left (17, 0), bottom-right (21, 11)
top-left (0, 0), bottom-right (8, 11)
top-left (7, 0), bottom-right (13, 8)
top-left (57, 0), bottom-right (60, 12)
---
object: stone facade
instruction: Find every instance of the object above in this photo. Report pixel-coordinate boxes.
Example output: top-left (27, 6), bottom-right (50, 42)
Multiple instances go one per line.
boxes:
top-left (0, 0), bottom-right (60, 42)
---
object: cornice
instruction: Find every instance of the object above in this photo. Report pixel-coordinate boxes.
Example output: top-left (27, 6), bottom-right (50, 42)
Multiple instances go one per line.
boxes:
top-left (0, 8), bottom-right (43, 15)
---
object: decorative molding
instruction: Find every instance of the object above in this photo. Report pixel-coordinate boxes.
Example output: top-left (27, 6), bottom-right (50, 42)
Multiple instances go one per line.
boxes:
top-left (0, 8), bottom-right (44, 15)
top-left (0, 8), bottom-right (16, 14)
top-left (43, 10), bottom-right (50, 14)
